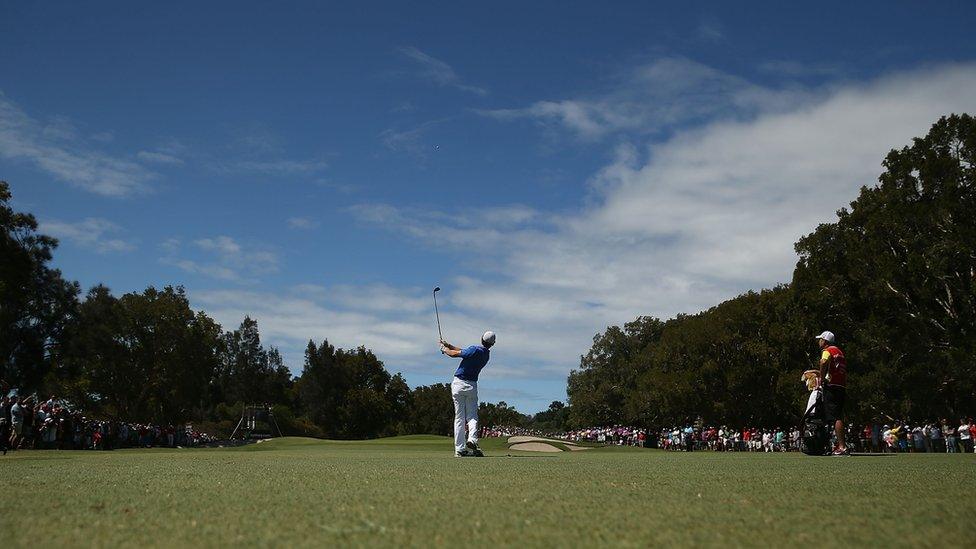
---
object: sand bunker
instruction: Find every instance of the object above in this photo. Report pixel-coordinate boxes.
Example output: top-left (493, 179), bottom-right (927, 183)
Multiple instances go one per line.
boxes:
top-left (508, 436), bottom-right (578, 446)
top-left (506, 436), bottom-right (593, 452)
top-left (509, 442), bottom-right (563, 452)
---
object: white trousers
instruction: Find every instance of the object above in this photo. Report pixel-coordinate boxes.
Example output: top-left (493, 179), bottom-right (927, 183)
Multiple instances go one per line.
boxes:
top-left (452, 377), bottom-right (479, 452)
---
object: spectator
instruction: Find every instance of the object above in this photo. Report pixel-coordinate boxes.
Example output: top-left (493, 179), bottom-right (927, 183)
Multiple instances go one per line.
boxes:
top-left (912, 425), bottom-right (926, 453)
top-left (0, 387), bottom-right (216, 455)
top-left (928, 423), bottom-right (942, 453)
top-left (944, 419), bottom-right (958, 453)
top-left (959, 419), bottom-right (973, 453)
top-left (1, 394), bottom-right (10, 455)
top-left (9, 396), bottom-right (24, 449)
top-left (481, 417), bottom-right (975, 455)
top-left (970, 419), bottom-right (976, 454)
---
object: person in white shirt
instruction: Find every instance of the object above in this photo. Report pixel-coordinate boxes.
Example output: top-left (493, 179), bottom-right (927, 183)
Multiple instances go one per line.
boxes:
top-left (958, 419), bottom-right (973, 453)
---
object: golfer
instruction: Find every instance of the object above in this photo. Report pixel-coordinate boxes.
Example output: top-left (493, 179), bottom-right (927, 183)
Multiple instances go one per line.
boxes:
top-left (441, 331), bottom-right (495, 457)
top-left (816, 330), bottom-right (849, 455)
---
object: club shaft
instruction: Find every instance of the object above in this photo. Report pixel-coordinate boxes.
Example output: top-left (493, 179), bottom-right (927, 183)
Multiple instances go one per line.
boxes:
top-left (433, 291), bottom-right (443, 341)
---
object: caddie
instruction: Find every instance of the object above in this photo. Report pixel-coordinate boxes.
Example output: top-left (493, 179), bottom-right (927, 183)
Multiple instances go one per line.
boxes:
top-left (816, 330), bottom-right (849, 455)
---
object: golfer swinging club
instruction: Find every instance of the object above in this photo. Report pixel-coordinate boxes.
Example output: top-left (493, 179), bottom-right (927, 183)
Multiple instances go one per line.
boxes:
top-left (441, 331), bottom-right (495, 457)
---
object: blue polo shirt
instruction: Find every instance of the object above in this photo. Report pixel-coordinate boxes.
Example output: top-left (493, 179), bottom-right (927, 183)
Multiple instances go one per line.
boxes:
top-left (454, 345), bottom-right (490, 382)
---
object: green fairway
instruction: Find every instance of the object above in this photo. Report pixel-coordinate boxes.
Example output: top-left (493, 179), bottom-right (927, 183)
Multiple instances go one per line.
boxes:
top-left (1, 436), bottom-right (974, 548)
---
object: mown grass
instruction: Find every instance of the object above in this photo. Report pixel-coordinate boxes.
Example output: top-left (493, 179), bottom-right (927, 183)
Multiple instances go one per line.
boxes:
top-left (1, 436), bottom-right (973, 547)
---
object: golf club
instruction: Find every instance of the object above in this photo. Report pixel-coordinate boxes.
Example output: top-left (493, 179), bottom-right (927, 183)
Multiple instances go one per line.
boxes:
top-left (432, 286), bottom-right (443, 343)
top-left (868, 403), bottom-right (896, 423)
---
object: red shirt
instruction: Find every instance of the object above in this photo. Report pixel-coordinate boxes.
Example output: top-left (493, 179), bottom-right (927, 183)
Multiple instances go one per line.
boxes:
top-left (823, 345), bottom-right (847, 387)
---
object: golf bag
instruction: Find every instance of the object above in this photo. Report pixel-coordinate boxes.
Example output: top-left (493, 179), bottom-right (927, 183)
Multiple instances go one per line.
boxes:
top-left (800, 388), bottom-right (830, 456)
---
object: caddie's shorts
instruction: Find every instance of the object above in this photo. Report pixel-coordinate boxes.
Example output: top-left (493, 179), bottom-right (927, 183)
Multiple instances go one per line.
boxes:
top-left (823, 385), bottom-right (846, 422)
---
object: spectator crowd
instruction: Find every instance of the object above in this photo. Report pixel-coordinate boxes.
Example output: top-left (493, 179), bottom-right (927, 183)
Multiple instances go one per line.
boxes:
top-left (858, 419), bottom-right (976, 453)
top-left (484, 418), bottom-right (976, 454)
top-left (1, 390), bottom-right (215, 455)
top-left (484, 425), bottom-right (648, 447)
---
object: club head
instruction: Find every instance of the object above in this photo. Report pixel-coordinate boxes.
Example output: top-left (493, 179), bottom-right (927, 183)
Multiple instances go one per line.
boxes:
top-left (433, 287), bottom-right (440, 293)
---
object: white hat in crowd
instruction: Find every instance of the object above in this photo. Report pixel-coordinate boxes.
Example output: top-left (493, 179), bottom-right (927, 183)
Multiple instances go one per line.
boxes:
top-left (815, 330), bottom-right (835, 343)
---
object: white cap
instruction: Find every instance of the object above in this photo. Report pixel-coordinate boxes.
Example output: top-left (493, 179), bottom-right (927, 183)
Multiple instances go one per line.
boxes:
top-left (815, 331), bottom-right (835, 343)
top-left (482, 331), bottom-right (496, 347)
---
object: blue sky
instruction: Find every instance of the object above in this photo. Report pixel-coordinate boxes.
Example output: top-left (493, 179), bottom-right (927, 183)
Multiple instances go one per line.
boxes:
top-left (3, 1), bottom-right (976, 412)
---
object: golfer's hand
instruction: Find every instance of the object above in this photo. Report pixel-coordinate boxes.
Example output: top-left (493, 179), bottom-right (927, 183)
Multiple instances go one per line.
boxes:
top-left (440, 345), bottom-right (448, 354)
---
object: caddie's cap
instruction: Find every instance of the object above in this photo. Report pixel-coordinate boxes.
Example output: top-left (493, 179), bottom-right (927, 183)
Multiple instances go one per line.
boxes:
top-left (815, 331), bottom-right (835, 343)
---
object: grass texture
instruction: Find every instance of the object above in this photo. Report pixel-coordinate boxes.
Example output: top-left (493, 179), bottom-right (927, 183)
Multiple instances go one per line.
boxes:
top-left (1, 436), bottom-right (973, 547)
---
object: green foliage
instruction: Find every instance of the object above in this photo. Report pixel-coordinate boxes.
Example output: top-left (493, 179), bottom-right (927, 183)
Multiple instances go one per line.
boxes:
top-left (215, 317), bottom-right (294, 407)
top-left (58, 285), bottom-right (223, 423)
top-left (0, 181), bottom-right (80, 388)
top-left (0, 180), bottom-right (496, 438)
top-left (566, 316), bottom-right (666, 427)
top-left (403, 383), bottom-right (452, 435)
top-left (6, 113), bottom-right (972, 437)
top-left (530, 401), bottom-right (571, 432)
top-left (479, 401), bottom-right (530, 427)
top-left (296, 340), bottom-right (405, 438)
top-left (794, 113), bottom-right (976, 420)
top-left (568, 114), bottom-right (976, 427)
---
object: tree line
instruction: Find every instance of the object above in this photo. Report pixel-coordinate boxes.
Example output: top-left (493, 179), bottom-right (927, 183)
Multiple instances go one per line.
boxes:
top-left (1, 179), bottom-right (557, 438)
top-left (4, 114), bottom-right (972, 437)
top-left (567, 114), bottom-right (976, 429)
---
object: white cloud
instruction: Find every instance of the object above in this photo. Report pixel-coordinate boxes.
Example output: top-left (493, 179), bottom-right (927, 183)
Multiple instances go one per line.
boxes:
top-left (194, 236), bottom-right (243, 256)
top-left (189, 285), bottom-right (557, 384)
top-left (695, 20), bottom-right (725, 43)
top-left (379, 118), bottom-right (451, 158)
top-left (314, 178), bottom-right (358, 194)
top-left (380, 126), bottom-right (429, 155)
top-left (210, 158), bottom-right (329, 176)
top-left (191, 288), bottom-right (434, 370)
top-left (137, 150), bottom-right (184, 166)
top-left (39, 218), bottom-right (136, 253)
top-left (350, 203), bottom-right (546, 244)
top-left (287, 217), bottom-right (318, 229)
top-left (201, 127), bottom-right (326, 176)
top-left (326, 284), bottom-right (430, 315)
top-left (398, 46), bottom-right (488, 96)
top-left (236, 159), bottom-right (328, 175)
top-left (90, 131), bottom-right (115, 143)
top-left (170, 259), bottom-right (241, 282)
top-left (478, 56), bottom-right (802, 140)
top-left (231, 123), bottom-right (285, 155)
top-left (162, 235), bottom-right (279, 283)
top-left (41, 116), bottom-right (79, 140)
top-left (358, 62), bottom-right (976, 373)
top-left (160, 238), bottom-right (181, 253)
top-left (758, 60), bottom-right (845, 78)
top-left (0, 93), bottom-right (154, 197)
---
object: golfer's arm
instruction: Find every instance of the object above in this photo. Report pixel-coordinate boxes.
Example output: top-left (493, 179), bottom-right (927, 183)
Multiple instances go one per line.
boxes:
top-left (441, 341), bottom-right (460, 351)
top-left (443, 348), bottom-right (462, 358)
top-left (819, 355), bottom-right (830, 380)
